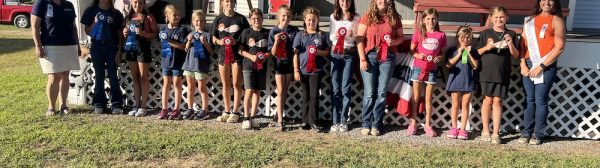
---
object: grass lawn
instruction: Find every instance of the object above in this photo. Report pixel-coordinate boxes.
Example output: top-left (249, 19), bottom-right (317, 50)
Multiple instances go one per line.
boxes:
top-left (0, 25), bottom-right (599, 167)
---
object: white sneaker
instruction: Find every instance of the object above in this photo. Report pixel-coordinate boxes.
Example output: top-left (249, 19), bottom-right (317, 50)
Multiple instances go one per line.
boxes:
top-left (242, 120), bottom-right (252, 130)
top-left (330, 124), bottom-right (339, 132)
top-left (134, 108), bottom-right (147, 117)
top-left (339, 124), bottom-right (348, 132)
top-left (128, 108), bottom-right (138, 116)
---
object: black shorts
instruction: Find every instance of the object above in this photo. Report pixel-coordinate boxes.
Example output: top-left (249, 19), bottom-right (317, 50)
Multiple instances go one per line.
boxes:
top-left (480, 82), bottom-right (508, 98)
top-left (124, 50), bottom-right (153, 63)
top-left (217, 54), bottom-right (244, 66)
top-left (273, 58), bottom-right (293, 75)
top-left (243, 69), bottom-right (267, 90)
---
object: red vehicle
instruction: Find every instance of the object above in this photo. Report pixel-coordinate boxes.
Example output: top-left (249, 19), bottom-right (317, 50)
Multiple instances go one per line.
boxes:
top-left (0, 0), bottom-right (33, 28)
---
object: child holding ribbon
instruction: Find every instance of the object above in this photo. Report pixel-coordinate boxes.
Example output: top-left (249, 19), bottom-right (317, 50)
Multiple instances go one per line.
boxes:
top-left (211, 0), bottom-right (250, 123)
top-left (157, 5), bottom-right (190, 120)
top-left (182, 10), bottom-right (214, 120)
top-left (407, 8), bottom-right (446, 138)
top-left (239, 8), bottom-right (271, 130)
top-left (328, 0), bottom-right (360, 133)
top-left (445, 25), bottom-right (479, 140)
top-left (81, 0), bottom-right (125, 114)
top-left (268, 5), bottom-right (299, 131)
top-left (293, 7), bottom-right (330, 133)
top-left (476, 6), bottom-right (519, 144)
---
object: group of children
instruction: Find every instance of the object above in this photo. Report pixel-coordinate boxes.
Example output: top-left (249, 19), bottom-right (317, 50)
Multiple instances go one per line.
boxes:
top-left (84, 0), bottom-right (521, 144)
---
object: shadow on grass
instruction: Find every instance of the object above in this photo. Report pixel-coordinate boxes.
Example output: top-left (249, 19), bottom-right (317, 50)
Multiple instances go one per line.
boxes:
top-left (0, 38), bottom-right (34, 55)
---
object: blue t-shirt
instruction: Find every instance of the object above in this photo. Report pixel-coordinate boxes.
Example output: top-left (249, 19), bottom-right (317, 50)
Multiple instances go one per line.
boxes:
top-left (445, 47), bottom-right (479, 92)
top-left (182, 30), bottom-right (212, 73)
top-left (160, 25), bottom-right (189, 69)
top-left (31, 0), bottom-right (77, 46)
top-left (268, 25), bottom-right (300, 62)
top-left (292, 31), bottom-right (330, 75)
top-left (80, 6), bottom-right (124, 45)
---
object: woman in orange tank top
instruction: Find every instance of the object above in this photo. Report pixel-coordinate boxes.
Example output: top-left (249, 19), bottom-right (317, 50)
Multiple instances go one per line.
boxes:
top-left (518, 0), bottom-right (566, 145)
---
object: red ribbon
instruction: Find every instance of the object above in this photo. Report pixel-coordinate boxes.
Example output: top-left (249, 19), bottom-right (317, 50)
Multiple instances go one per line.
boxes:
top-left (254, 52), bottom-right (265, 70)
top-left (377, 33), bottom-right (391, 62)
top-left (276, 33), bottom-right (288, 59)
top-left (333, 27), bottom-right (347, 55)
top-left (223, 36), bottom-right (234, 64)
top-left (418, 55), bottom-right (434, 80)
top-left (306, 45), bottom-right (317, 73)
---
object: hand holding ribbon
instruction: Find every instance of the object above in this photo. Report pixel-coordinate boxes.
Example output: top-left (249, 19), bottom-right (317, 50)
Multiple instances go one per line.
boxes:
top-left (275, 33), bottom-right (288, 60)
top-left (333, 27), bottom-right (347, 55)
top-left (376, 33), bottom-right (391, 62)
top-left (159, 31), bottom-right (172, 58)
top-left (306, 45), bottom-right (318, 73)
top-left (223, 36), bottom-right (234, 64)
top-left (193, 32), bottom-right (206, 59)
top-left (254, 52), bottom-right (267, 70)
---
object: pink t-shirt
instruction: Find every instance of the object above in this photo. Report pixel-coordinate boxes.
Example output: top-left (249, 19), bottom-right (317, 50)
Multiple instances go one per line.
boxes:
top-left (411, 30), bottom-right (446, 69)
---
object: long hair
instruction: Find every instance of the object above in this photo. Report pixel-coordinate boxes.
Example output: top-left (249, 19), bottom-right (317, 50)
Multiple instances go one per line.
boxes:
top-left (302, 7), bottom-right (321, 34)
top-left (528, 0), bottom-right (563, 22)
top-left (125, 0), bottom-right (148, 24)
top-left (333, 0), bottom-right (357, 21)
top-left (418, 8), bottom-right (440, 39)
top-left (367, 0), bottom-right (401, 29)
top-left (276, 5), bottom-right (291, 25)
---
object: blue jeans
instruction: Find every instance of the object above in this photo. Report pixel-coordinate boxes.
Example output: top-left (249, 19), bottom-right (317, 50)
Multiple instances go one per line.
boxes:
top-left (522, 59), bottom-right (557, 138)
top-left (360, 51), bottom-right (394, 129)
top-left (90, 43), bottom-right (123, 108)
top-left (330, 52), bottom-right (354, 125)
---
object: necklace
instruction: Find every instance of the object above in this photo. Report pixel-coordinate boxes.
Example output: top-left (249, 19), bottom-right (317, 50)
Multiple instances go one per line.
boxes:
top-left (494, 30), bottom-right (505, 52)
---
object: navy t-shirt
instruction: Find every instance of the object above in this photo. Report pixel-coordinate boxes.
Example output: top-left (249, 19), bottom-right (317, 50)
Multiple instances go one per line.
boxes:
top-left (445, 47), bottom-right (479, 92)
top-left (182, 30), bottom-right (212, 73)
top-left (209, 13), bottom-right (250, 60)
top-left (160, 25), bottom-right (189, 69)
top-left (31, 0), bottom-right (77, 46)
top-left (268, 25), bottom-right (300, 61)
top-left (240, 28), bottom-right (270, 71)
top-left (80, 6), bottom-right (124, 45)
top-left (292, 31), bottom-right (330, 75)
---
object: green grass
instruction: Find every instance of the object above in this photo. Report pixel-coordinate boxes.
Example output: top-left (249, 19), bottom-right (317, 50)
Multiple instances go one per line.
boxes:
top-left (0, 25), bottom-right (599, 167)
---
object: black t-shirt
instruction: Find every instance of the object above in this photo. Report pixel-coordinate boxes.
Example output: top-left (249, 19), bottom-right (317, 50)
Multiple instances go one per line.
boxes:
top-left (160, 25), bottom-right (189, 69)
top-left (81, 6), bottom-right (124, 45)
top-left (240, 28), bottom-right (270, 71)
top-left (210, 13), bottom-right (250, 59)
top-left (476, 28), bottom-right (519, 84)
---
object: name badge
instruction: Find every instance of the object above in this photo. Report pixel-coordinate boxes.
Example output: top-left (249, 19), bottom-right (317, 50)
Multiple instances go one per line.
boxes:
top-left (46, 5), bottom-right (54, 17)
top-left (539, 24), bottom-right (549, 39)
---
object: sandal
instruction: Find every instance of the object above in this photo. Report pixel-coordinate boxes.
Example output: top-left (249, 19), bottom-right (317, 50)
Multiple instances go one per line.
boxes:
top-left (60, 106), bottom-right (70, 115)
top-left (424, 126), bottom-right (438, 138)
top-left (405, 122), bottom-right (417, 136)
top-left (491, 134), bottom-right (502, 144)
top-left (45, 109), bottom-right (56, 116)
top-left (480, 132), bottom-right (491, 142)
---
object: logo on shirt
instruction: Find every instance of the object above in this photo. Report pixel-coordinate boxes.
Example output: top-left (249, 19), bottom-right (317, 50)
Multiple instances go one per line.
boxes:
top-left (248, 38), bottom-right (267, 48)
top-left (193, 32), bottom-right (201, 40)
top-left (129, 24), bottom-right (136, 31)
top-left (218, 24), bottom-right (240, 33)
top-left (422, 38), bottom-right (440, 51)
top-left (159, 31), bottom-right (167, 40)
top-left (314, 39), bottom-right (321, 46)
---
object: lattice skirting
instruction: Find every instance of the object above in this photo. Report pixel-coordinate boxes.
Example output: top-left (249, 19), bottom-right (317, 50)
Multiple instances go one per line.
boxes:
top-left (70, 42), bottom-right (600, 140)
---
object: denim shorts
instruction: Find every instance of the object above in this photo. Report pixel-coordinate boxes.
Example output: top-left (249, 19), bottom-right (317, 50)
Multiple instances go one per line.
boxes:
top-left (410, 67), bottom-right (438, 84)
top-left (162, 68), bottom-right (183, 76)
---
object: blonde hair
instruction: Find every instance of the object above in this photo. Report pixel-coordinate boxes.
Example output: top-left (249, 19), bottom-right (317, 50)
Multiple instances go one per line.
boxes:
top-left (418, 8), bottom-right (440, 39)
top-left (456, 24), bottom-right (473, 45)
top-left (302, 7), bottom-right (320, 34)
top-left (191, 10), bottom-right (206, 31)
top-left (367, 0), bottom-right (402, 29)
top-left (163, 4), bottom-right (180, 24)
top-left (276, 5), bottom-right (291, 25)
top-left (490, 6), bottom-right (509, 16)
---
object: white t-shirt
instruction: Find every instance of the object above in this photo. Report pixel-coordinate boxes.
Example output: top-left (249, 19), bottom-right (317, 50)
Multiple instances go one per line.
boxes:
top-left (328, 14), bottom-right (360, 48)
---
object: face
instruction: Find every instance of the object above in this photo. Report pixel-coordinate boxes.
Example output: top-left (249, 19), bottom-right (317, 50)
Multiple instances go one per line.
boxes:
top-left (540, 0), bottom-right (554, 13)
top-left (277, 9), bottom-right (291, 25)
top-left (193, 18), bottom-right (205, 30)
top-left (458, 33), bottom-right (473, 46)
top-left (491, 12), bottom-right (507, 28)
top-left (339, 0), bottom-right (351, 11)
top-left (131, 0), bottom-right (144, 13)
top-left (376, 0), bottom-right (389, 11)
top-left (222, 0), bottom-right (235, 12)
top-left (304, 13), bottom-right (318, 31)
top-left (249, 14), bottom-right (263, 28)
top-left (423, 14), bottom-right (437, 30)
top-left (167, 11), bottom-right (181, 24)
top-left (99, 0), bottom-right (111, 6)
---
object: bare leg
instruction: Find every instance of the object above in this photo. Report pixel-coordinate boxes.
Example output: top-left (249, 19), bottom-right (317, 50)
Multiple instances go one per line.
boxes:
top-left (219, 64), bottom-right (232, 112)
top-left (138, 62), bottom-right (150, 109)
top-left (231, 62), bottom-right (243, 113)
top-left (198, 79), bottom-right (209, 111)
top-left (243, 88), bottom-right (253, 117)
top-left (57, 71), bottom-right (70, 108)
top-left (492, 97), bottom-right (503, 136)
top-left (161, 76), bottom-right (172, 110)
top-left (450, 92), bottom-right (461, 128)
top-left (409, 81), bottom-right (422, 125)
top-left (46, 73), bottom-right (60, 110)
top-left (186, 76), bottom-right (196, 110)
top-left (251, 91), bottom-right (260, 116)
top-left (424, 83), bottom-right (434, 127)
top-left (128, 62), bottom-right (142, 107)
top-left (460, 93), bottom-right (472, 130)
top-left (173, 76), bottom-right (183, 110)
top-left (481, 96), bottom-right (493, 136)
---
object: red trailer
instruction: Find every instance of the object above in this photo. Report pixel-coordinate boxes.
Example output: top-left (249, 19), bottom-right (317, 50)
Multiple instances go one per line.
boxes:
top-left (267, 0), bottom-right (290, 15)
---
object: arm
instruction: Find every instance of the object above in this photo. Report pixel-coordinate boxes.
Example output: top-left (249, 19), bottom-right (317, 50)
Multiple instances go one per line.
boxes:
top-left (270, 32), bottom-right (280, 56)
top-left (185, 34), bottom-right (193, 51)
top-left (169, 40), bottom-right (186, 50)
top-left (31, 15), bottom-right (45, 58)
top-left (142, 16), bottom-right (158, 39)
top-left (293, 49), bottom-right (301, 81)
top-left (445, 48), bottom-right (461, 68)
top-left (356, 23), bottom-right (368, 70)
top-left (542, 16), bottom-right (566, 65)
top-left (519, 33), bottom-right (529, 76)
top-left (389, 25), bottom-right (404, 47)
top-left (468, 49), bottom-right (479, 69)
top-left (202, 35), bottom-right (215, 55)
top-left (477, 38), bottom-right (495, 55)
top-left (505, 34), bottom-right (519, 59)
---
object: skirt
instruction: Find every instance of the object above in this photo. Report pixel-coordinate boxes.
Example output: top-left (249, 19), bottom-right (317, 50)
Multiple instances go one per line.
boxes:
top-left (39, 45), bottom-right (81, 74)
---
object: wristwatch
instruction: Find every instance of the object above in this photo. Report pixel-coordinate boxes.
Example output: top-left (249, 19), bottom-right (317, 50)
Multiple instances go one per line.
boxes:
top-left (539, 63), bottom-right (547, 70)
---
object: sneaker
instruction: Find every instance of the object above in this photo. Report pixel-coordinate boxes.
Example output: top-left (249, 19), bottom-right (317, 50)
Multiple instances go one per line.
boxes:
top-left (311, 124), bottom-right (323, 133)
top-left (447, 128), bottom-right (459, 139)
top-left (360, 128), bottom-right (370, 136)
top-left (193, 110), bottom-right (210, 120)
top-left (405, 122), bottom-right (417, 136)
top-left (168, 109), bottom-right (181, 120)
top-left (338, 124), bottom-right (348, 132)
top-left (301, 123), bottom-right (311, 130)
top-left (182, 109), bottom-right (195, 120)
top-left (157, 109), bottom-right (169, 119)
top-left (226, 113), bottom-right (240, 123)
top-left (112, 107), bottom-right (123, 115)
top-left (94, 107), bottom-right (105, 114)
top-left (491, 134), bottom-right (502, 144)
top-left (457, 129), bottom-right (469, 140)
top-left (330, 124), bottom-right (339, 132)
top-left (250, 118), bottom-right (260, 128)
top-left (529, 136), bottom-right (542, 145)
top-left (424, 126), bottom-right (437, 138)
top-left (128, 107), bottom-right (138, 116)
top-left (370, 128), bottom-right (381, 136)
top-left (480, 132), bottom-right (492, 142)
top-left (216, 112), bottom-right (230, 122)
top-left (273, 122), bottom-right (285, 131)
top-left (134, 108), bottom-right (147, 117)
top-left (45, 109), bottom-right (56, 116)
top-left (517, 135), bottom-right (531, 144)
top-left (60, 106), bottom-right (70, 115)
top-left (242, 120), bottom-right (252, 130)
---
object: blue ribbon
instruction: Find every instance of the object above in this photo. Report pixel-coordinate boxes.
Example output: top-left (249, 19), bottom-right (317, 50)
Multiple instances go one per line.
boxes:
top-left (160, 31), bottom-right (172, 58)
top-left (193, 32), bottom-right (206, 59)
top-left (124, 23), bottom-right (138, 52)
top-left (90, 12), bottom-right (108, 41)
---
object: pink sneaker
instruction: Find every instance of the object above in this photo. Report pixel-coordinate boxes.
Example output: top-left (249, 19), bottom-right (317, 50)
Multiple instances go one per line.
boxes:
top-left (446, 128), bottom-right (458, 139)
top-left (406, 122), bottom-right (417, 136)
top-left (457, 129), bottom-right (469, 140)
top-left (425, 126), bottom-right (437, 138)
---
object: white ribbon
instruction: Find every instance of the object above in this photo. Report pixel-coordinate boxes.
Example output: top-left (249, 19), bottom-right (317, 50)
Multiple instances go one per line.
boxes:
top-left (524, 17), bottom-right (548, 84)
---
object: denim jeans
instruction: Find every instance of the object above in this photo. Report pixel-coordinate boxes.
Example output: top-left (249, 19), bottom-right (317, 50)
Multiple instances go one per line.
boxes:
top-left (360, 51), bottom-right (394, 129)
top-left (330, 52), bottom-right (354, 125)
top-left (522, 59), bottom-right (557, 138)
top-left (90, 43), bottom-right (123, 108)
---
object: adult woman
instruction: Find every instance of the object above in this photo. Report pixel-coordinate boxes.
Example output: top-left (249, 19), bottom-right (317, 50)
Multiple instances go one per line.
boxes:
top-left (356, 0), bottom-right (403, 136)
top-left (518, 0), bottom-right (565, 145)
top-left (31, 0), bottom-right (81, 116)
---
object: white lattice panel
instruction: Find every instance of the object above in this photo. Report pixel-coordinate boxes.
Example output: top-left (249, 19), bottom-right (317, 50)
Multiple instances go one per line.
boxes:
top-left (77, 41), bottom-right (600, 140)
